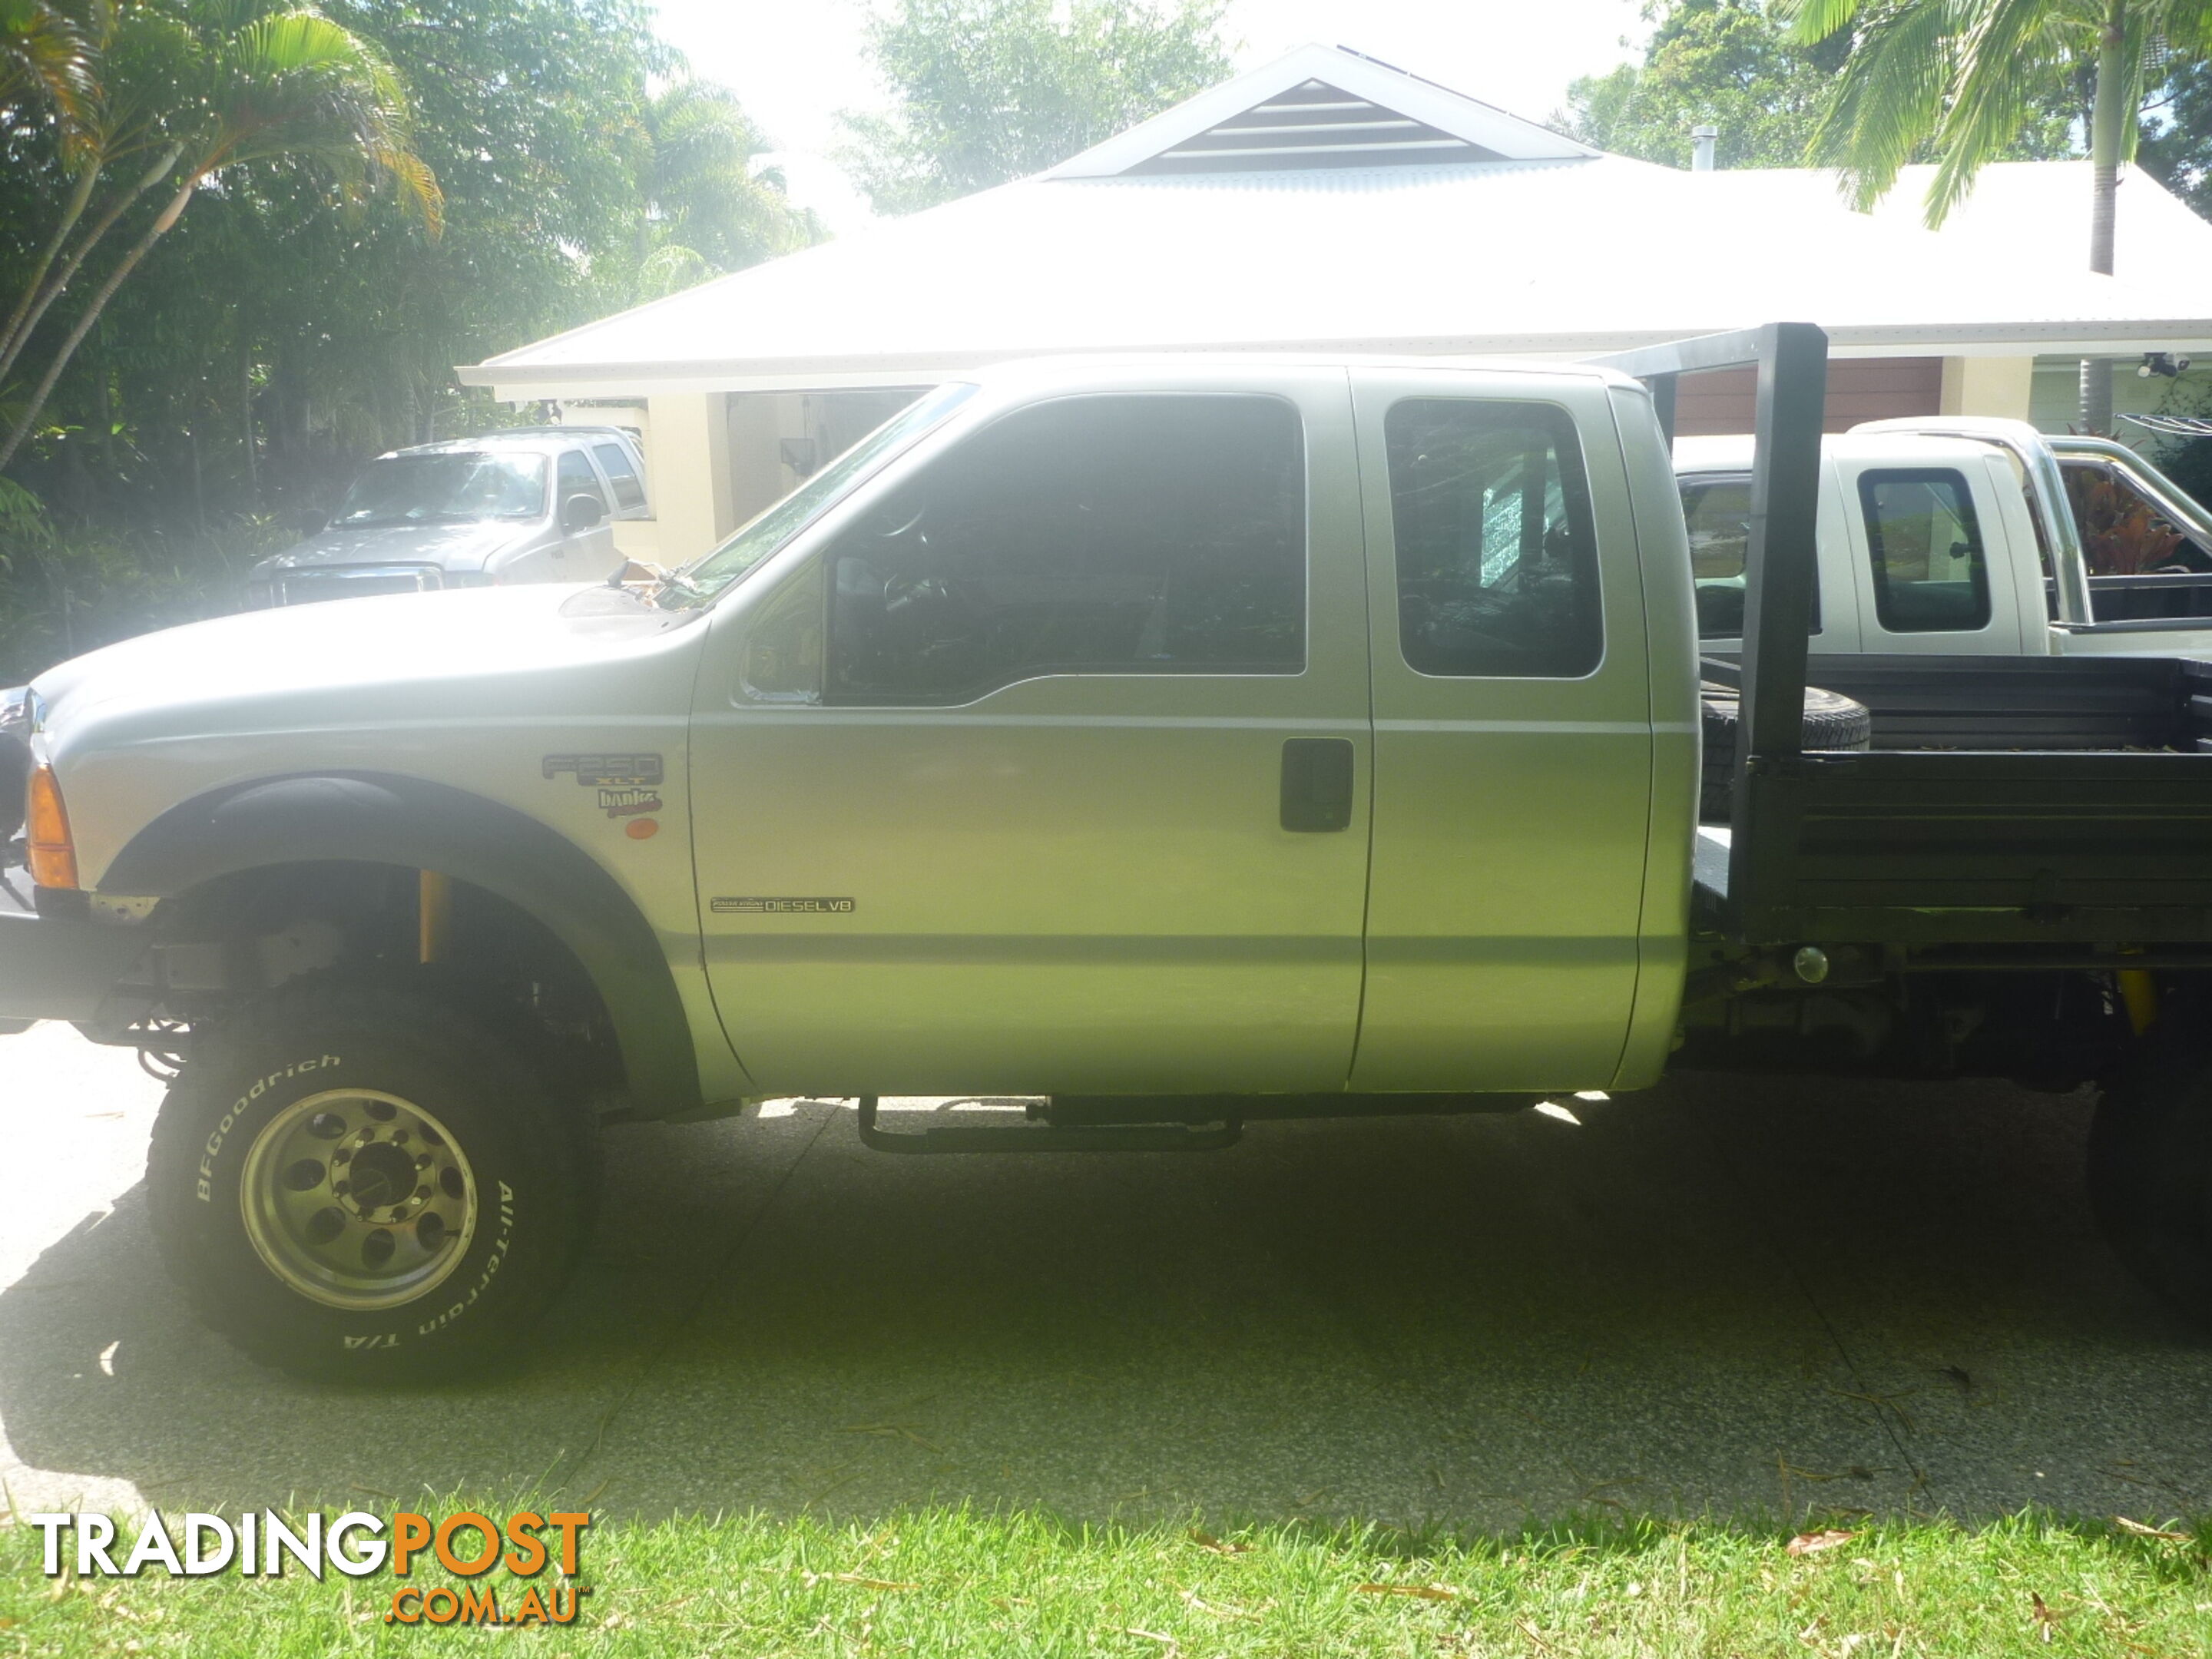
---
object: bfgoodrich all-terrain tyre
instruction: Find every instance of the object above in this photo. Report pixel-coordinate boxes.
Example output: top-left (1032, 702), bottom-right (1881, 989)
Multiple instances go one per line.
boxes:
top-left (2088, 1041), bottom-right (2212, 1327)
top-left (147, 984), bottom-right (598, 1382)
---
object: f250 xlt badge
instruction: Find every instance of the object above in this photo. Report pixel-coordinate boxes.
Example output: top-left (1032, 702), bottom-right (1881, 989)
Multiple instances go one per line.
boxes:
top-left (544, 753), bottom-right (664, 820)
top-left (711, 897), bottom-right (856, 914)
top-left (543, 753), bottom-right (662, 787)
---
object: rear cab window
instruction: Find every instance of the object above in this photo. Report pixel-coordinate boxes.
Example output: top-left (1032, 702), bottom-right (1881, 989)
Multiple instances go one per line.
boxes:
top-left (1382, 398), bottom-right (1601, 677)
top-left (556, 449), bottom-right (607, 515)
top-left (593, 442), bottom-right (647, 514)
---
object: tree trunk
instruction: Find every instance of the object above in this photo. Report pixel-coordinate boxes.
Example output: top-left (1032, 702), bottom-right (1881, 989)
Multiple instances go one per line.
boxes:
top-left (2080, 2), bottom-right (2129, 434)
top-left (240, 344), bottom-right (257, 505)
top-left (0, 174), bottom-right (197, 475)
top-left (0, 144), bottom-right (180, 391)
top-left (0, 163), bottom-right (101, 369)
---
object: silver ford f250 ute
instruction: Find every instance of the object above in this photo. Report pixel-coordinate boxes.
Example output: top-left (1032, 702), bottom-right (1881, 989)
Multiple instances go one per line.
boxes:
top-left (8, 325), bottom-right (2212, 1381)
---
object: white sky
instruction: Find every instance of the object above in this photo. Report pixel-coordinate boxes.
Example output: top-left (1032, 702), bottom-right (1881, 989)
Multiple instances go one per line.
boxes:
top-left (647, 0), bottom-right (1654, 231)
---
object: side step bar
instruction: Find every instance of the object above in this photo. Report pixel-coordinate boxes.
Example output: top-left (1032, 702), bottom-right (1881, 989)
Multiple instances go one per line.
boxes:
top-left (855, 1096), bottom-right (1242, 1154)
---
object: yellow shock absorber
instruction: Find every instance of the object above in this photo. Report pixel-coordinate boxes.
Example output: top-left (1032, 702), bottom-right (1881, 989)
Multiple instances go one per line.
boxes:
top-left (419, 869), bottom-right (451, 965)
top-left (2117, 966), bottom-right (2160, 1036)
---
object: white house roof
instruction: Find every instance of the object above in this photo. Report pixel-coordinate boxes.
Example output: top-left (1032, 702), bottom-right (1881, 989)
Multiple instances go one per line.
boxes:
top-left (1691, 160), bottom-right (2212, 286)
top-left (460, 47), bottom-right (2212, 400)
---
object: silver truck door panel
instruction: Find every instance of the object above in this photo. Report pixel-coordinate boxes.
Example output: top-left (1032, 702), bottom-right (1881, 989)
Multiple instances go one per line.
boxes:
top-left (1840, 455), bottom-right (2023, 654)
top-left (689, 373), bottom-right (1373, 1095)
top-left (515, 448), bottom-right (616, 582)
top-left (1348, 369), bottom-right (1652, 1091)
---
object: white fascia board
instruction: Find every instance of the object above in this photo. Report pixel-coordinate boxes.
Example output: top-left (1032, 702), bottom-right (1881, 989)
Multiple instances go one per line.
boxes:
top-left (460, 317), bottom-right (2212, 402)
top-left (458, 362), bottom-right (977, 400)
top-left (1044, 41), bottom-right (1594, 178)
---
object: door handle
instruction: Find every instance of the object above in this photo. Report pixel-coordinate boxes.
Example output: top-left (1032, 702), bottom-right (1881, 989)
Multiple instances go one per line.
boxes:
top-left (1280, 737), bottom-right (1355, 833)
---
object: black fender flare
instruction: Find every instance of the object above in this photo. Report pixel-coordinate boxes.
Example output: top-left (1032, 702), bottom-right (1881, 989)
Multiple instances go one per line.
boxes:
top-left (100, 772), bottom-right (701, 1116)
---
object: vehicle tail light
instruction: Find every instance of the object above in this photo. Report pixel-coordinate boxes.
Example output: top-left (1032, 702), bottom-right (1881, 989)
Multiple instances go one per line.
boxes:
top-left (27, 763), bottom-right (78, 889)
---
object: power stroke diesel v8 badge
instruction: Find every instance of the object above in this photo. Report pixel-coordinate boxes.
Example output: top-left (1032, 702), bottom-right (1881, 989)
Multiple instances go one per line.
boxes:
top-left (543, 753), bottom-right (664, 820)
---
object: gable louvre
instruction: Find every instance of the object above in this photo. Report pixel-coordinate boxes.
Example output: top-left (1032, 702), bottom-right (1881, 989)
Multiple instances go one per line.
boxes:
top-left (1123, 78), bottom-right (1502, 174)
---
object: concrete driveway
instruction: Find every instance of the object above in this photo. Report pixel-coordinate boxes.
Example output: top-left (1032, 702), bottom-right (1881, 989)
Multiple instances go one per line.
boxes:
top-left (4, 1020), bottom-right (2210, 1531)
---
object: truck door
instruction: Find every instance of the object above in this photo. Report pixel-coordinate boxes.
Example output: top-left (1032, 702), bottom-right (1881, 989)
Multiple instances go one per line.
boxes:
top-left (1840, 456), bottom-right (2025, 654)
top-left (1348, 370), bottom-right (1653, 1091)
top-left (689, 372), bottom-right (1374, 1096)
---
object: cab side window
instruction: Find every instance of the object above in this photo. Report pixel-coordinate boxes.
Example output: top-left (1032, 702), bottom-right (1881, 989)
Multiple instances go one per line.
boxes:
top-left (557, 449), bottom-right (606, 516)
top-left (824, 394), bottom-right (1305, 706)
top-left (593, 443), bottom-right (647, 513)
top-left (1385, 399), bottom-right (1601, 678)
top-left (1859, 468), bottom-right (1988, 633)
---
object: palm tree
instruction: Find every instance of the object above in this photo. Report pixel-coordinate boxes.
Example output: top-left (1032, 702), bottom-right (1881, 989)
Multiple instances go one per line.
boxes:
top-left (0, 1), bottom-right (439, 472)
top-left (622, 78), bottom-right (820, 302)
top-left (1787, 0), bottom-right (2212, 432)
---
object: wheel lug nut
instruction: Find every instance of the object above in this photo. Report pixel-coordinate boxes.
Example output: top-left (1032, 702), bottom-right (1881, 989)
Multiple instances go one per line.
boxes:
top-left (415, 1184), bottom-right (431, 1200)
top-left (333, 1149), bottom-right (352, 1165)
top-left (333, 1180), bottom-right (350, 1195)
top-left (392, 1130), bottom-right (409, 1144)
top-left (414, 1154), bottom-right (432, 1170)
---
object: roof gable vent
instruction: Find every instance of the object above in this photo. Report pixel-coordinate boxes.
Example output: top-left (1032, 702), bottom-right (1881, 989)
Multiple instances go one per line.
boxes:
top-left (1124, 78), bottom-right (1502, 174)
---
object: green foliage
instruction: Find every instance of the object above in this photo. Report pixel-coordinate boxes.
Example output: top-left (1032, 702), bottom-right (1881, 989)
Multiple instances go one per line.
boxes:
top-left (1563, 0), bottom-right (2078, 173)
top-left (1786, 1), bottom-right (2212, 223)
top-left (0, 504), bottom-right (292, 682)
top-left (839, 0), bottom-right (1230, 214)
top-left (1564, 0), bottom-right (1853, 167)
top-left (621, 77), bottom-right (823, 304)
top-left (2141, 57), bottom-right (2212, 216)
top-left (0, 1), bottom-right (819, 681)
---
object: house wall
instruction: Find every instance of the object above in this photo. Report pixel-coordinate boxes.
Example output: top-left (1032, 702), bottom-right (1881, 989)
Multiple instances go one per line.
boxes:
top-left (1671, 356), bottom-right (1945, 435)
top-left (637, 393), bottom-right (736, 566)
top-left (1939, 356), bottom-right (2035, 420)
top-left (722, 387), bottom-right (933, 526)
top-left (2030, 356), bottom-right (2212, 443)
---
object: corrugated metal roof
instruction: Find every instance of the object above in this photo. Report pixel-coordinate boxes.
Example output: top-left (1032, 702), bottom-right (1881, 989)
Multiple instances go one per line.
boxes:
top-left (462, 97), bottom-right (2212, 398)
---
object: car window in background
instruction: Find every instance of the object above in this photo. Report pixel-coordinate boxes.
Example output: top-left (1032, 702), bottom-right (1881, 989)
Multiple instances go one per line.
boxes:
top-left (593, 443), bottom-right (646, 512)
top-left (557, 449), bottom-right (606, 512)
top-left (333, 454), bottom-right (547, 527)
top-left (1677, 472), bottom-right (1820, 639)
top-left (1859, 468), bottom-right (1990, 634)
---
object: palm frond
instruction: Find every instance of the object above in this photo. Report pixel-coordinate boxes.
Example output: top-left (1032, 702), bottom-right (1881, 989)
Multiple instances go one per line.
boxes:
top-left (1926, 0), bottom-right (2085, 222)
top-left (1779, 0), bottom-right (1869, 43)
top-left (1808, 0), bottom-right (1960, 208)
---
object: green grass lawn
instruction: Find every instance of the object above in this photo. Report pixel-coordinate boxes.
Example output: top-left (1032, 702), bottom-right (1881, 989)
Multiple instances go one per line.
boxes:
top-left (5, 1502), bottom-right (2210, 1656)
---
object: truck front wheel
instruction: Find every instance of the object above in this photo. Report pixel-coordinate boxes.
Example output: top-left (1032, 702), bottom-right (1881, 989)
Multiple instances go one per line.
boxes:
top-left (2089, 1042), bottom-right (2212, 1326)
top-left (146, 984), bottom-right (598, 1382)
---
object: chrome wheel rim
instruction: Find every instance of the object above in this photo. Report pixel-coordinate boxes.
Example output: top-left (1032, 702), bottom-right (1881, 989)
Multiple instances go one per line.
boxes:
top-left (238, 1090), bottom-right (478, 1310)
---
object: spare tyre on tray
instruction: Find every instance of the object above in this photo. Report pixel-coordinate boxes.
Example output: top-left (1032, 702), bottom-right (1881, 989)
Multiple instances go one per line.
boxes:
top-left (1699, 681), bottom-right (1871, 823)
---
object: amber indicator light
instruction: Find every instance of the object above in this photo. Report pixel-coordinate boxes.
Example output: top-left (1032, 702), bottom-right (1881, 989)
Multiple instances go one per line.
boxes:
top-left (27, 763), bottom-right (78, 889)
